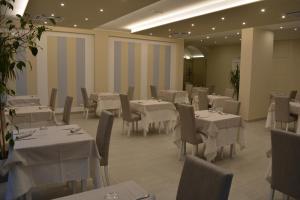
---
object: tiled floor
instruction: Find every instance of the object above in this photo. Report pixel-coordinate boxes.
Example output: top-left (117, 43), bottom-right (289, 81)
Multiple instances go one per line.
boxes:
top-left (0, 113), bottom-right (285, 199)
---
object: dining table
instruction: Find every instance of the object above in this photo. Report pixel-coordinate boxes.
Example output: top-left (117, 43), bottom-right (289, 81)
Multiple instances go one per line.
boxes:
top-left (5, 106), bottom-right (53, 129)
top-left (1, 124), bottom-right (101, 200)
top-left (53, 181), bottom-right (153, 200)
top-left (130, 99), bottom-right (178, 136)
top-left (90, 92), bottom-right (121, 117)
top-left (7, 95), bottom-right (40, 107)
top-left (265, 101), bottom-right (300, 133)
top-left (174, 110), bottom-right (245, 161)
top-left (192, 94), bottom-right (232, 110)
top-left (158, 90), bottom-right (189, 104)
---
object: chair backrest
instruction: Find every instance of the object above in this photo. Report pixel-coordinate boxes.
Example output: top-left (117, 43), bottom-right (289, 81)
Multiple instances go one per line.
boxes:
top-left (224, 88), bottom-right (234, 98)
top-left (208, 85), bottom-right (215, 94)
top-left (127, 86), bottom-right (135, 101)
top-left (274, 96), bottom-right (290, 122)
top-left (176, 156), bottom-right (233, 200)
top-left (119, 94), bottom-right (132, 121)
top-left (62, 96), bottom-right (73, 125)
top-left (223, 100), bottom-right (241, 115)
top-left (81, 88), bottom-right (89, 108)
top-left (96, 110), bottom-right (114, 166)
top-left (289, 90), bottom-right (297, 100)
top-left (150, 85), bottom-right (158, 99)
top-left (198, 90), bottom-right (208, 111)
top-left (49, 88), bottom-right (57, 111)
top-left (177, 104), bottom-right (199, 144)
top-left (271, 129), bottom-right (300, 199)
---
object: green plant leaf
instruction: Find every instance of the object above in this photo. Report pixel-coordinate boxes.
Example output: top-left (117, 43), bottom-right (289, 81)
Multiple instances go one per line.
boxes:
top-left (29, 46), bottom-right (38, 56)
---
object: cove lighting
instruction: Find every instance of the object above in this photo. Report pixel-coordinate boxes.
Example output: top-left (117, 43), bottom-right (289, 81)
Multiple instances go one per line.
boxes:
top-left (126, 0), bottom-right (261, 33)
top-left (7, 0), bottom-right (29, 16)
top-left (193, 55), bottom-right (205, 58)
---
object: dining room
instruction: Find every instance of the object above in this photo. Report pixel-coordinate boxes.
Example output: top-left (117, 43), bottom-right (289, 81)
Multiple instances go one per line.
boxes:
top-left (1, 0), bottom-right (300, 200)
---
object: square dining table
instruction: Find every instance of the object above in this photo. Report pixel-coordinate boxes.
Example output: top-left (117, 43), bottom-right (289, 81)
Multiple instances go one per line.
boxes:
top-left (130, 99), bottom-right (178, 136)
top-left (7, 95), bottom-right (40, 107)
top-left (90, 92), bottom-right (121, 117)
top-left (192, 95), bottom-right (232, 110)
top-left (158, 90), bottom-right (189, 104)
top-left (1, 124), bottom-right (101, 200)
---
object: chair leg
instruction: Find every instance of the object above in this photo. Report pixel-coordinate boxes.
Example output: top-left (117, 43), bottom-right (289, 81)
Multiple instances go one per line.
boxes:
top-left (285, 123), bottom-right (289, 131)
top-left (230, 144), bottom-right (235, 158)
top-left (86, 109), bottom-right (89, 120)
top-left (269, 189), bottom-right (275, 200)
top-left (135, 121), bottom-right (138, 132)
top-left (122, 120), bottom-right (124, 134)
top-left (104, 165), bottom-right (110, 186)
top-left (132, 122), bottom-right (135, 132)
top-left (192, 144), bottom-right (198, 156)
top-left (127, 122), bottom-right (131, 137)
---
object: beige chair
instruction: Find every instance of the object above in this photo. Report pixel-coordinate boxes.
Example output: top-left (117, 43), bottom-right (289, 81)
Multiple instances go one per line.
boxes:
top-left (150, 85), bottom-right (158, 99)
top-left (96, 110), bottom-right (114, 186)
top-left (198, 90), bottom-right (209, 111)
top-left (177, 104), bottom-right (206, 157)
top-left (55, 96), bottom-right (73, 125)
top-left (208, 85), bottom-right (215, 95)
top-left (270, 129), bottom-right (300, 200)
top-left (127, 86), bottom-right (134, 101)
top-left (185, 83), bottom-right (193, 102)
top-left (81, 88), bottom-right (96, 119)
top-left (49, 88), bottom-right (57, 120)
top-left (224, 88), bottom-right (234, 98)
top-left (177, 156), bottom-right (233, 200)
top-left (119, 94), bottom-right (141, 136)
top-left (223, 100), bottom-right (241, 115)
top-left (274, 96), bottom-right (297, 131)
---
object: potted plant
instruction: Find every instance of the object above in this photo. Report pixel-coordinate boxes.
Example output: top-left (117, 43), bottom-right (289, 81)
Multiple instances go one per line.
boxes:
top-left (0, 0), bottom-right (54, 177)
top-left (230, 64), bottom-right (240, 100)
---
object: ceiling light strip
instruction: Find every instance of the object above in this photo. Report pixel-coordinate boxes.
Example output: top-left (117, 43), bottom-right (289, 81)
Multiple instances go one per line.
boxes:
top-left (127, 0), bottom-right (261, 33)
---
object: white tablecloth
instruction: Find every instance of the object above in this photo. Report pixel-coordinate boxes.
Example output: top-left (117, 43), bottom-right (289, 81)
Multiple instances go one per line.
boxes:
top-left (174, 110), bottom-right (245, 161)
top-left (5, 106), bottom-right (53, 129)
top-left (90, 93), bottom-right (121, 116)
top-left (1, 124), bottom-right (101, 200)
top-left (265, 101), bottom-right (300, 133)
top-left (7, 95), bottom-right (40, 107)
top-left (193, 95), bottom-right (232, 110)
top-left (158, 90), bottom-right (189, 104)
top-left (130, 100), bottom-right (178, 136)
top-left (53, 181), bottom-right (149, 200)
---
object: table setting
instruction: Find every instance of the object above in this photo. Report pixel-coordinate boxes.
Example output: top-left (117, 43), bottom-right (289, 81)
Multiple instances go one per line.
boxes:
top-left (192, 94), bottom-right (232, 111)
top-left (130, 99), bottom-right (178, 136)
top-left (0, 124), bottom-right (101, 200)
top-left (174, 109), bottom-right (245, 161)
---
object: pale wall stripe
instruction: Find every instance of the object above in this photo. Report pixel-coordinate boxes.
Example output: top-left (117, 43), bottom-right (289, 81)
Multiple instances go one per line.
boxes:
top-left (134, 43), bottom-right (141, 99)
top-left (128, 42), bottom-right (135, 87)
top-left (76, 38), bottom-right (86, 106)
top-left (121, 42), bottom-right (129, 94)
top-left (26, 49), bottom-right (37, 95)
top-left (153, 44), bottom-right (160, 86)
top-left (164, 45), bottom-right (171, 89)
top-left (114, 41), bottom-right (121, 92)
top-left (57, 37), bottom-right (68, 107)
top-left (16, 48), bottom-right (27, 95)
top-left (67, 38), bottom-right (77, 106)
top-left (147, 44), bottom-right (153, 98)
top-left (159, 45), bottom-right (165, 90)
top-left (47, 36), bottom-right (58, 104)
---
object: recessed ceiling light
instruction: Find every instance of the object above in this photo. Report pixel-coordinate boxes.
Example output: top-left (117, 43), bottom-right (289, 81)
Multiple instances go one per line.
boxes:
top-left (60, 2), bottom-right (65, 7)
top-left (281, 15), bottom-right (286, 19)
top-left (73, 24), bottom-right (77, 27)
top-left (168, 35), bottom-right (172, 38)
top-left (237, 32), bottom-right (240, 35)
top-left (149, 33), bottom-right (153, 36)
top-left (85, 17), bottom-right (89, 21)
top-left (51, 13), bottom-right (55, 17)
top-left (168, 28), bottom-right (172, 32)
top-left (126, 0), bottom-right (261, 33)
top-left (44, 21), bottom-right (47, 25)
top-left (188, 31), bottom-right (191, 35)
top-left (100, 8), bottom-right (104, 12)
top-left (242, 22), bottom-right (246, 25)
top-left (239, 38), bottom-right (241, 41)
top-left (212, 27), bottom-right (216, 31)
top-left (191, 23), bottom-right (195, 27)
top-left (225, 36), bottom-right (228, 39)
top-left (200, 39), bottom-right (203, 42)
top-left (221, 17), bottom-right (225, 21)
top-left (280, 26), bottom-right (283, 29)
top-left (260, 8), bottom-right (266, 13)
top-left (206, 36), bottom-right (210, 39)
top-left (214, 41), bottom-right (217, 44)
top-left (294, 28), bottom-right (298, 31)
